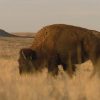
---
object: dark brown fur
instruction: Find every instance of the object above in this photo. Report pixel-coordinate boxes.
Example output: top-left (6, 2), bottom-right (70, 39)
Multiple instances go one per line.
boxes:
top-left (18, 24), bottom-right (100, 77)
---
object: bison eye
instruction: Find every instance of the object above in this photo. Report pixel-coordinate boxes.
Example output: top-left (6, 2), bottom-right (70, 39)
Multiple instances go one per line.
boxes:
top-left (28, 55), bottom-right (36, 60)
top-left (29, 56), bottom-right (32, 60)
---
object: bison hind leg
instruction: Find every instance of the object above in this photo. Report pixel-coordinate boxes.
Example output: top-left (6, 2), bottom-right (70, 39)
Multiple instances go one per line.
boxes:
top-left (62, 63), bottom-right (76, 78)
top-left (48, 56), bottom-right (59, 77)
top-left (90, 59), bottom-right (100, 78)
top-left (48, 65), bottom-right (59, 76)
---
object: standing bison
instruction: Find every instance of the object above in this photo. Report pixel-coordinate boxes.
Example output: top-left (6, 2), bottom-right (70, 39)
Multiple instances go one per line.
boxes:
top-left (18, 24), bottom-right (100, 77)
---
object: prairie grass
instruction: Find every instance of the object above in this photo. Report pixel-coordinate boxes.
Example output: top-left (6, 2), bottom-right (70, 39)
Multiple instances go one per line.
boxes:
top-left (0, 37), bottom-right (100, 100)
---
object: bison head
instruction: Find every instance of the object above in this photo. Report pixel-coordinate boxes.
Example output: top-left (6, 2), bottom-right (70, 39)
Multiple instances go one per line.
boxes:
top-left (18, 48), bottom-right (42, 74)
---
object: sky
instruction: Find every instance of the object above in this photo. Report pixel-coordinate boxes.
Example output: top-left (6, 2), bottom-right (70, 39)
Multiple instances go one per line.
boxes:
top-left (0, 0), bottom-right (100, 32)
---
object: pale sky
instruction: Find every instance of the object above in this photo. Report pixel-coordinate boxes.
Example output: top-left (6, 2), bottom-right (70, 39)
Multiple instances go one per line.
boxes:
top-left (0, 0), bottom-right (100, 32)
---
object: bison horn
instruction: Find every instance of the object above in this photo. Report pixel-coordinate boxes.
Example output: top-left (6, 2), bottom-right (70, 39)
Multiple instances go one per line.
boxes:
top-left (22, 51), bottom-right (27, 60)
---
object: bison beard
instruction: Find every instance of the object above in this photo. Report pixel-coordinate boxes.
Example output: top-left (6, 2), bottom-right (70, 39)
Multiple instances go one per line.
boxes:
top-left (18, 24), bottom-right (100, 77)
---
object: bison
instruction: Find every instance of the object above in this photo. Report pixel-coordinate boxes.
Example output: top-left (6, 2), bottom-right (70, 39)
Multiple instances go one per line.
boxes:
top-left (18, 24), bottom-right (100, 77)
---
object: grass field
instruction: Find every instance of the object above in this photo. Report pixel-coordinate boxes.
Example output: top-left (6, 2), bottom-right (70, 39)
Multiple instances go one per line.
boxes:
top-left (0, 36), bottom-right (100, 100)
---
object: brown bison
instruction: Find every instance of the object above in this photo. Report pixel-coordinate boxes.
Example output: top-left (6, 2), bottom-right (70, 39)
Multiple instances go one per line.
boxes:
top-left (18, 24), bottom-right (100, 77)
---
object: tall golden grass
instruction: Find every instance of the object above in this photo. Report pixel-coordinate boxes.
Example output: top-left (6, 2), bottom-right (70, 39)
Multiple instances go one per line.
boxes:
top-left (0, 37), bottom-right (100, 100)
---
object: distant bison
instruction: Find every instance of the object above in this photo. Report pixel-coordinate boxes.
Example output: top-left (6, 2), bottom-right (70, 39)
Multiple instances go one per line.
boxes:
top-left (18, 24), bottom-right (100, 77)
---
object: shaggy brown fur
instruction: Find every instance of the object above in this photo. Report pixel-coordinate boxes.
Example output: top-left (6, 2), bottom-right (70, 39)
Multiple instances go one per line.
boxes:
top-left (18, 24), bottom-right (100, 77)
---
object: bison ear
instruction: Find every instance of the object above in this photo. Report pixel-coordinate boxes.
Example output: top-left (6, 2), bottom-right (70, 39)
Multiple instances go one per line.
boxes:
top-left (20, 48), bottom-right (37, 60)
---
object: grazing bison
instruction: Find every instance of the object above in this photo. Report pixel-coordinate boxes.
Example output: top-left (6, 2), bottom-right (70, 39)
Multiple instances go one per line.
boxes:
top-left (18, 24), bottom-right (100, 77)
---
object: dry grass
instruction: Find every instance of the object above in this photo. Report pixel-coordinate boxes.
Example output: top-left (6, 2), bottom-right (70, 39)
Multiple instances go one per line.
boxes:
top-left (0, 37), bottom-right (100, 100)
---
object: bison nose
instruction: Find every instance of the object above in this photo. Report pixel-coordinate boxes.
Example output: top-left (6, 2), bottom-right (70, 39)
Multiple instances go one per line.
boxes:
top-left (18, 58), bottom-right (21, 64)
top-left (18, 65), bottom-right (23, 75)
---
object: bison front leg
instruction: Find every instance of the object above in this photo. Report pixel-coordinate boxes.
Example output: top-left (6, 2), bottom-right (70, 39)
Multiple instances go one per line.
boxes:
top-left (48, 56), bottom-right (59, 76)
